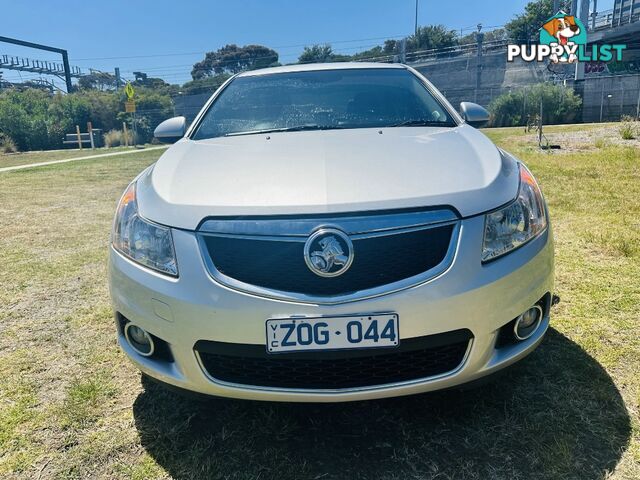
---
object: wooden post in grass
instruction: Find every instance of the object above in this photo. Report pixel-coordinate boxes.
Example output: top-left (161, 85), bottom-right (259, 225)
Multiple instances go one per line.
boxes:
top-left (75, 125), bottom-right (83, 150)
top-left (123, 122), bottom-right (129, 147)
top-left (87, 122), bottom-right (95, 149)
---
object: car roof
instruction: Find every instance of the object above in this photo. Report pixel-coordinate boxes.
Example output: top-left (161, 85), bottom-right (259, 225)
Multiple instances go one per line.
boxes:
top-left (236, 62), bottom-right (408, 78)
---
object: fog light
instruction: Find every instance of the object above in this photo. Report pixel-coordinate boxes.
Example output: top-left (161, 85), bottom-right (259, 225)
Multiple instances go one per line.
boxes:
top-left (513, 305), bottom-right (543, 340)
top-left (124, 323), bottom-right (155, 356)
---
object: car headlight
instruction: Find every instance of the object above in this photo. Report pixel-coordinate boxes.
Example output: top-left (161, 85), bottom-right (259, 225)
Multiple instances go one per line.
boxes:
top-left (112, 182), bottom-right (178, 276)
top-left (482, 163), bottom-right (547, 262)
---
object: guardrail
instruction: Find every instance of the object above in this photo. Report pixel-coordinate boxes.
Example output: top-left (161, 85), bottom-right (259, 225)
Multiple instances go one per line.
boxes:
top-left (405, 39), bottom-right (511, 64)
top-left (590, 8), bottom-right (640, 31)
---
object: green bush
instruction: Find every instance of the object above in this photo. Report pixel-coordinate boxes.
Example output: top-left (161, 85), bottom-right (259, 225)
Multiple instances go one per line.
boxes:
top-left (0, 89), bottom-right (50, 150)
top-left (74, 90), bottom-right (121, 132)
top-left (0, 133), bottom-right (18, 153)
top-left (619, 115), bottom-right (637, 140)
top-left (0, 87), bottom-right (173, 151)
top-left (488, 83), bottom-right (582, 127)
top-left (103, 129), bottom-right (134, 147)
top-left (0, 89), bottom-right (93, 150)
top-left (118, 90), bottom-right (174, 143)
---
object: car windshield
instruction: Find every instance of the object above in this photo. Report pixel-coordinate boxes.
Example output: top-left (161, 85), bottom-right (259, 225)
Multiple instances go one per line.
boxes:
top-left (191, 68), bottom-right (457, 139)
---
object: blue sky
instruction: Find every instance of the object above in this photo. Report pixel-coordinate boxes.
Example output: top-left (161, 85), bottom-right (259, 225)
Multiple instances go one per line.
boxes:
top-left (0, 0), bottom-right (615, 87)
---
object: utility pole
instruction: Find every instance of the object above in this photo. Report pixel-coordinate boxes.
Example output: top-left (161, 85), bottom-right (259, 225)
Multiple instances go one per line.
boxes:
top-left (571, 0), bottom-right (579, 15)
top-left (475, 24), bottom-right (484, 103)
top-left (61, 51), bottom-right (72, 92)
top-left (575, 0), bottom-right (590, 81)
top-left (415, 0), bottom-right (419, 47)
top-left (579, 0), bottom-right (591, 26)
top-left (115, 67), bottom-right (122, 90)
top-left (400, 38), bottom-right (407, 63)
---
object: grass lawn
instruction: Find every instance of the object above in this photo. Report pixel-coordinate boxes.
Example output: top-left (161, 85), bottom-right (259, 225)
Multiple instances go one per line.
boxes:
top-left (0, 126), bottom-right (638, 479)
top-left (0, 145), bottom-right (160, 169)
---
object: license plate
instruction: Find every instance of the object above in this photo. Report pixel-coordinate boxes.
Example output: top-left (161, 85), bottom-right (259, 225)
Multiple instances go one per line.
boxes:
top-left (266, 314), bottom-right (399, 353)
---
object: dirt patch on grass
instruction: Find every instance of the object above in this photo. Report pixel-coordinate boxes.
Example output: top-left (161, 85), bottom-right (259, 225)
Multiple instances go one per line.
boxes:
top-left (485, 122), bottom-right (640, 153)
top-left (545, 124), bottom-right (640, 151)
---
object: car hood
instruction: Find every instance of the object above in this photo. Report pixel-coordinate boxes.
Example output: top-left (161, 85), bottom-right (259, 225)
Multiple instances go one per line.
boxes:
top-left (136, 125), bottom-right (519, 230)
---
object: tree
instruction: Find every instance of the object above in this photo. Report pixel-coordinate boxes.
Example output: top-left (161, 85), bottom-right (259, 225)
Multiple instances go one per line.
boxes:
top-left (458, 28), bottom-right (508, 45)
top-left (383, 39), bottom-right (399, 54)
top-left (350, 46), bottom-right (385, 61)
top-left (132, 72), bottom-right (178, 95)
top-left (78, 71), bottom-right (118, 91)
top-left (180, 74), bottom-right (230, 95)
top-left (505, 0), bottom-right (571, 43)
top-left (297, 44), bottom-right (351, 63)
top-left (409, 25), bottom-right (458, 52)
top-left (381, 25), bottom-right (457, 56)
top-left (488, 83), bottom-right (582, 127)
top-left (298, 44), bottom-right (334, 63)
top-left (134, 71), bottom-right (148, 83)
top-left (191, 44), bottom-right (279, 79)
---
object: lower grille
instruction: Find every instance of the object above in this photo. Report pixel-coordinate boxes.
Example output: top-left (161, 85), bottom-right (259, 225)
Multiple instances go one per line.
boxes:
top-left (195, 330), bottom-right (472, 390)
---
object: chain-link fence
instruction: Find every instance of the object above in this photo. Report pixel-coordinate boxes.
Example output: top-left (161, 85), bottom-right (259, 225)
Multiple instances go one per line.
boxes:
top-left (438, 77), bottom-right (640, 124)
top-left (581, 74), bottom-right (640, 122)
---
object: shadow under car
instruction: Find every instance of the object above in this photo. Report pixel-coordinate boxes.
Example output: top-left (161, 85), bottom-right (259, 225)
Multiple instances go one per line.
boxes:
top-left (132, 328), bottom-right (631, 480)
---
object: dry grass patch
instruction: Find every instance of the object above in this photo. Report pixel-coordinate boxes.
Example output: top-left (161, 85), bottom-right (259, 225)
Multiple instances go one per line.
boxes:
top-left (485, 122), bottom-right (640, 152)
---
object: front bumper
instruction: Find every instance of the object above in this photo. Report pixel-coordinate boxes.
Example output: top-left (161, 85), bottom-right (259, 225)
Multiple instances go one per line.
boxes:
top-left (109, 214), bottom-right (554, 402)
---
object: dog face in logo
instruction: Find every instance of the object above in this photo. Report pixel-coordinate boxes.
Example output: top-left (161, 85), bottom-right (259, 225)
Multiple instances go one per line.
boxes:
top-left (542, 15), bottom-right (581, 63)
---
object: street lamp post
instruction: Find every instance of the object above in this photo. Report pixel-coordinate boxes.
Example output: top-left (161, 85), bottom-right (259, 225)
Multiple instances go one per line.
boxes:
top-left (415, 0), bottom-right (419, 47)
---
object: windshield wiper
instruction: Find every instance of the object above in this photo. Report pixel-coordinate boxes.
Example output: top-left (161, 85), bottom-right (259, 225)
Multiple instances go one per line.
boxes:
top-left (223, 121), bottom-right (453, 137)
top-left (387, 120), bottom-right (455, 128)
top-left (224, 125), bottom-right (343, 137)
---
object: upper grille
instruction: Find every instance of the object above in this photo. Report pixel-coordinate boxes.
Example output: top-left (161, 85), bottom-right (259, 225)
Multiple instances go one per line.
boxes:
top-left (197, 209), bottom-right (459, 302)
top-left (201, 225), bottom-right (453, 296)
top-left (195, 329), bottom-right (472, 390)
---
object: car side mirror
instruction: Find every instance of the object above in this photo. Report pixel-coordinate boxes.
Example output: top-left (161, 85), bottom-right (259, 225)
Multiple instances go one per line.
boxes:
top-left (459, 102), bottom-right (489, 128)
top-left (154, 116), bottom-right (186, 143)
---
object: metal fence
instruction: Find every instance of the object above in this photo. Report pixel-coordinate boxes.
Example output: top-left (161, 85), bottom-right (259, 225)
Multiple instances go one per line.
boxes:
top-left (592, 7), bottom-right (640, 31)
top-left (581, 74), bottom-right (640, 121)
top-left (438, 77), bottom-right (640, 123)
